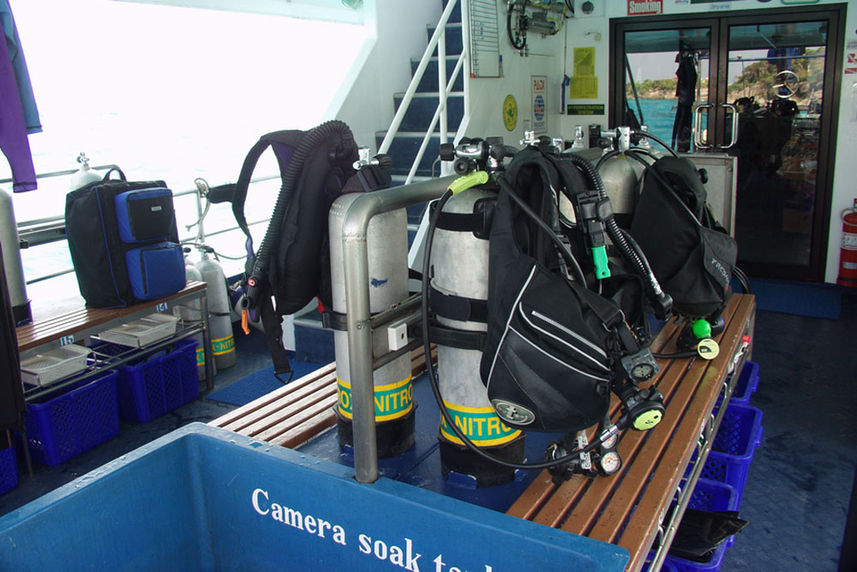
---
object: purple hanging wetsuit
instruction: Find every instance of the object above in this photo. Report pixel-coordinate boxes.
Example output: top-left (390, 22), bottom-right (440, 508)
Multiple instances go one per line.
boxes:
top-left (0, 26), bottom-right (35, 192)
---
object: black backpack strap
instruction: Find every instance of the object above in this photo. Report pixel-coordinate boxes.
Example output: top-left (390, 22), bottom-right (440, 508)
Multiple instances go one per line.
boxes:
top-left (258, 296), bottom-right (293, 379)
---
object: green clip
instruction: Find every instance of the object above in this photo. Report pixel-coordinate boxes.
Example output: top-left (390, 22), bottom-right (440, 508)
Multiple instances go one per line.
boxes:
top-left (448, 171), bottom-right (489, 195)
top-left (592, 246), bottom-right (610, 279)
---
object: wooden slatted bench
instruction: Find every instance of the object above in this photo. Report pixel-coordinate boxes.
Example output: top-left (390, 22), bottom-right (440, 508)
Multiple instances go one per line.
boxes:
top-left (16, 281), bottom-right (208, 354)
top-left (507, 293), bottom-right (755, 570)
top-left (208, 293), bottom-right (754, 570)
top-left (209, 345), bottom-right (435, 449)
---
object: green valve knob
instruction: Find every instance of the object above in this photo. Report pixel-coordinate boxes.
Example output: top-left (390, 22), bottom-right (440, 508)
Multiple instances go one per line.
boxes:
top-left (691, 319), bottom-right (712, 339)
top-left (592, 246), bottom-right (611, 280)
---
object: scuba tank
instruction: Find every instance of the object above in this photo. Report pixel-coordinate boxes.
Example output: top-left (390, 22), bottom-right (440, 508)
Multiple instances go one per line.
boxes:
top-left (430, 185), bottom-right (525, 486)
top-left (195, 249), bottom-right (237, 370)
top-left (328, 192), bottom-right (415, 457)
top-left (183, 255), bottom-right (215, 380)
top-left (68, 153), bottom-right (102, 192)
top-left (0, 187), bottom-right (30, 325)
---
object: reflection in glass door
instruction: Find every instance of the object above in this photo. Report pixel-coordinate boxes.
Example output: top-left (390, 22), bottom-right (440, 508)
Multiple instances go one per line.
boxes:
top-left (725, 21), bottom-right (829, 271)
top-left (622, 26), bottom-right (712, 153)
top-left (612, 6), bottom-right (844, 281)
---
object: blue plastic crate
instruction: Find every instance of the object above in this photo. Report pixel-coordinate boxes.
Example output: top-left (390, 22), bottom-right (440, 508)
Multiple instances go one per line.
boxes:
top-left (730, 361), bottom-right (760, 405)
top-left (715, 361), bottom-right (760, 413)
top-left (700, 403), bottom-right (764, 505)
top-left (0, 446), bottom-right (18, 495)
top-left (117, 338), bottom-right (198, 422)
top-left (666, 479), bottom-right (739, 572)
top-left (24, 370), bottom-right (119, 467)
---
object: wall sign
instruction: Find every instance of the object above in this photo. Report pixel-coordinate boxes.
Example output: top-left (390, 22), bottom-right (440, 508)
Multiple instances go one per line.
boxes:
top-left (627, 0), bottom-right (663, 15)
top-left (567, 104), bottom-right (605, 115)
top-left (531, 76), bottom-right (547, 134)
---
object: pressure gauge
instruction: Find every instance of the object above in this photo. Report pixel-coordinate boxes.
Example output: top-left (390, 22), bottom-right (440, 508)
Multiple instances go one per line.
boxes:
top-left (599, 451), bottom-right (622, 475)
top-left (601, 432), bottom-right (618, 450)
top-left (631, 362), bottom-right (656, 381)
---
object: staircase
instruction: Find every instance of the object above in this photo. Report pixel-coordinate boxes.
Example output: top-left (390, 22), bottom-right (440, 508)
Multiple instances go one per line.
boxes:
top-left (375, 0), bottom-right (468, 232)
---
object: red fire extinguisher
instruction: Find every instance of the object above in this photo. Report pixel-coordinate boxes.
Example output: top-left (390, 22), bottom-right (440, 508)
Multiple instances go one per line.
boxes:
top-left (837, 199), bottom-right (857, 287)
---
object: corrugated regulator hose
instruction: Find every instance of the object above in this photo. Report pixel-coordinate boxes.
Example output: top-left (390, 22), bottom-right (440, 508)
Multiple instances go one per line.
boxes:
top-left (251, 120), bottom-right (355, 283)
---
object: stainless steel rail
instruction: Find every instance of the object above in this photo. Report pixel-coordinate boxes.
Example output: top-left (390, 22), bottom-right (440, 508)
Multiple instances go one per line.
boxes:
top-left (341, 175), bottom-right (455, 483)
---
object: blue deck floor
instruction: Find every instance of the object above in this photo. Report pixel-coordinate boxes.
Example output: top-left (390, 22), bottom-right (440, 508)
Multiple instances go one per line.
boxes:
top-left (1, 289), bottom-right (856, 571)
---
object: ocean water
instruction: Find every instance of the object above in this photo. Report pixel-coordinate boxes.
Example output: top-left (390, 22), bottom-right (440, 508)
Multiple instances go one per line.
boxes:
top-left (630, 98), bottom-right (678, 151)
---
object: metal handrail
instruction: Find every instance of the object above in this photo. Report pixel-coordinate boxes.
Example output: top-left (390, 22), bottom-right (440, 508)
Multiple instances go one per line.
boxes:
top-left (377, 0), bottom-right (470, 183)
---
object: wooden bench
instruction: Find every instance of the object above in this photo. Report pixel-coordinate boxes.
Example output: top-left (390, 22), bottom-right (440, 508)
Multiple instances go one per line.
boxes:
top-left (506, 293), bottom-right (755, 570)
top-left (209, 293), bottom-right (755, 570)
top-left (209, 345), bottom-right (435, 449)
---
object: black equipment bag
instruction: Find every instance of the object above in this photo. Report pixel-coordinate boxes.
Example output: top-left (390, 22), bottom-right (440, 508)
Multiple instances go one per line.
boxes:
top-left (480, 147), bottom-right (640, 433)
top-left (225, 121), bottom-right (359, 377)
top-left (66, 169), bottom-right (184, 308)
top-left (630, 156), bottom-right (737, 318)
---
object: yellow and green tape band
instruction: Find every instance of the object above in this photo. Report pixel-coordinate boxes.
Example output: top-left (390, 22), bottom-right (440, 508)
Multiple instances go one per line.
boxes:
top-left (196, 347), bottom-right (206, 367)
top-left (211, 334), bottom-right (235, 356)
top-left (439, 401), bottom-right (522, 447)
top-left (337, 376), bottom-right (414, 422)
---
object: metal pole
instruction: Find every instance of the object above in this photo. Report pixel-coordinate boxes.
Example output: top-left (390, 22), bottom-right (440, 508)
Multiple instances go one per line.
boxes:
top-left (341, 175), bottom-right (455, 483)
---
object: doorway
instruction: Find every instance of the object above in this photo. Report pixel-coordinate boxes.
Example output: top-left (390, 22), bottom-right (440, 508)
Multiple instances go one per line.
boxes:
top-left (610, 5), bottom-right (845, 282)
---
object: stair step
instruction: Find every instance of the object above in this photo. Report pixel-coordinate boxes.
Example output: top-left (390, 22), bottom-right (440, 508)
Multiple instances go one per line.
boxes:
top-left (442, 0), bottom-right (463, 24)
top-left (427, 22), bottom-right (463, 56)
top-left (393, 92), bottom-right (464, 132)
top-left (411, 57), bottom-right (464, 93)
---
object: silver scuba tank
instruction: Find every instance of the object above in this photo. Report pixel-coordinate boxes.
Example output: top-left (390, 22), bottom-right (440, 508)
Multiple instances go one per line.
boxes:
top-left (195, 251), bottom-right (236, 370)
top-left (0, 187), bottom-right (30, 325)
top-left (329, 192), bottom-right (415, 457)
top-left (182, 258), bottom-right (215, 380)
top-left (430, 187), bottom-right (524, 486)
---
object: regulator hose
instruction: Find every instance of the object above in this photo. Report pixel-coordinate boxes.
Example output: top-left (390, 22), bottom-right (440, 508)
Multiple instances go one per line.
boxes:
top-left (249, 120), bottom-right (355, 291)
top-left (567, 153), bottom-right (669, 311)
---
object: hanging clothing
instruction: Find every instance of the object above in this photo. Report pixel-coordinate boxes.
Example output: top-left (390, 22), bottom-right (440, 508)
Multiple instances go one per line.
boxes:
top-left (0, 32), bottom-right (35, 192)
top-left (672, 52), bottom-right (697, 153)
top-left (0, 0), bottom-right (40, 133)
top-left (0, 0), bottom-right (37, 192)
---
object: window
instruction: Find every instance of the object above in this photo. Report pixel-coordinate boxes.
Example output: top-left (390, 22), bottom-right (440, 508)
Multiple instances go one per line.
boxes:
top-left (2, 0), bottom-right (367, 289)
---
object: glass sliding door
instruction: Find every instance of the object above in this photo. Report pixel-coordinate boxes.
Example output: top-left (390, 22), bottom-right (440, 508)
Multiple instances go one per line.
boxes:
top-left (723, 18), bottom-right (834, 275)
top-left (611, 5), bottom-right (845, 281)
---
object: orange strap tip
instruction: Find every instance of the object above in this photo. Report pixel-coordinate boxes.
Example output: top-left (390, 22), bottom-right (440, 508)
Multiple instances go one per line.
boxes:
top-left (241, 309), bottom-right (250, 335)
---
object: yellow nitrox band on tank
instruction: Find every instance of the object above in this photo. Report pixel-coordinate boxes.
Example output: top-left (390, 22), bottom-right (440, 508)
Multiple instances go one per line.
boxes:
top-left (211, 334), bottom-right (235, 356)
top-left (439, 401), bottom-right (522, 447)
top-left (196, 347), bottom-right (206, 367)
top-left (337, 377), bottom-right (414, 422)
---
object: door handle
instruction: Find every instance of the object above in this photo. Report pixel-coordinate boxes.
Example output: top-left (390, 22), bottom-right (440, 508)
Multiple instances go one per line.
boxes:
top-left (693, 103), bottom-right (713, 150)
top-left (719, 103), bottom-right (739, 150)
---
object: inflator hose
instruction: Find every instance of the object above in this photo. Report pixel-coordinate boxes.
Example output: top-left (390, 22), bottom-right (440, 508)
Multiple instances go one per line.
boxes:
top-left (567, 153), bottom-right (668, 307)
top-left (251, 120), bottom-right (355, 284)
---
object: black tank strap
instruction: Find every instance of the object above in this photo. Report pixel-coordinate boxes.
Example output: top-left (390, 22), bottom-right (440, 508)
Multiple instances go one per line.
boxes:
top-left (430, 287), bottom-right (488, 323)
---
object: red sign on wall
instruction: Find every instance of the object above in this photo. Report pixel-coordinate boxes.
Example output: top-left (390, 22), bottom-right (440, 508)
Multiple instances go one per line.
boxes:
top-left (627, 0), bottom-right (663, 16)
